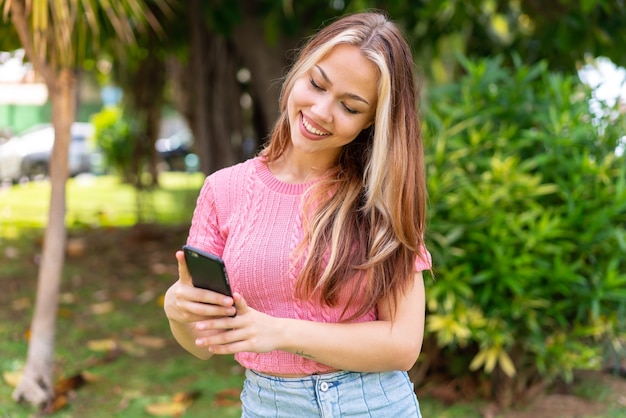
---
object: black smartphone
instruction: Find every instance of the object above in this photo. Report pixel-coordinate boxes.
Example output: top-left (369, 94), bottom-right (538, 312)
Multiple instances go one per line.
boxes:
top-left (182, 245), bottom-right (234, 299)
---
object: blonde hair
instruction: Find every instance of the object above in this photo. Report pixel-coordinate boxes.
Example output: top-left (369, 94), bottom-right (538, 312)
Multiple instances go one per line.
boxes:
top-left (262, 12), bottom-right (427, 320)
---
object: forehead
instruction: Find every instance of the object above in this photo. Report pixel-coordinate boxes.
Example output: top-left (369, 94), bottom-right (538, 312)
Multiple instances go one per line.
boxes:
top-left (314, 44), bottom-right (379, 104)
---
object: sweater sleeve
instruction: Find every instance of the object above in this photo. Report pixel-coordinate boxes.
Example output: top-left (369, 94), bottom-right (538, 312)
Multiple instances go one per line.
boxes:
top-left (414, 245), bottom-right (432, 272)
top-left (186, 176), bottom-right (226, 257)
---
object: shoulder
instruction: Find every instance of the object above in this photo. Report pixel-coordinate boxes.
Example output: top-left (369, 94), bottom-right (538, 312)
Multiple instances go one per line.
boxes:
top-left (203, 157), bottom-right (258, 192)
top-left (209, 157), bottom-right (256, 182)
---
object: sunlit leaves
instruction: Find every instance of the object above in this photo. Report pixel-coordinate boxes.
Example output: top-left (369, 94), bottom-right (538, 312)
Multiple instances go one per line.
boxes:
top-left (427, 307), bottom-right (486, 348)
top-left (427, 313), bottom-right (471, 347)
top-left (469, 344), bottom-right (516, 378)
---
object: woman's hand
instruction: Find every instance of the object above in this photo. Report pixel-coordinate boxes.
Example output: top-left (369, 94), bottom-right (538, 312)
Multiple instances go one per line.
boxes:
top-left (163, 250), bottom-right (237, 358)
top-left (192, 293), bottom-right (283, 355)
top-left (164, 251), bottom-right (237, 323)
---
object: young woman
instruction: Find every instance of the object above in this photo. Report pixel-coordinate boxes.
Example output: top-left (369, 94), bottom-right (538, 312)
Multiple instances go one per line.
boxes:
top-left (164, 11), bottom-right (431, 417)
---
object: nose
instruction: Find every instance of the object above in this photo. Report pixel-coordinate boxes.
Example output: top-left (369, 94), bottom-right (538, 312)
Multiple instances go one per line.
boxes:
top-left (310, 96), bottom-right (333, 123)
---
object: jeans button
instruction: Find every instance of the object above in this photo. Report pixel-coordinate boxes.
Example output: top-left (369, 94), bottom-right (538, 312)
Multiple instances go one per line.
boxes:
top-left (320, 381), bottom-right (329, 392)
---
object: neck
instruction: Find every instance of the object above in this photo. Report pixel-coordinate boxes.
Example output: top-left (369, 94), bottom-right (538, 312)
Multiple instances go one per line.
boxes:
top-left (268, 148), bottom-right (335, 184)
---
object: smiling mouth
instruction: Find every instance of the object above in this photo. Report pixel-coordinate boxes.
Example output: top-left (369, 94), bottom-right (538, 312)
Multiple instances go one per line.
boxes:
top-left (301, 113), bottom-right (331, 136)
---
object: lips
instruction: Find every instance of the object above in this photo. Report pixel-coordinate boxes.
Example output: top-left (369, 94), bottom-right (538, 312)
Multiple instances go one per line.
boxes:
top-left (300, 112), bottom-right (331, 139)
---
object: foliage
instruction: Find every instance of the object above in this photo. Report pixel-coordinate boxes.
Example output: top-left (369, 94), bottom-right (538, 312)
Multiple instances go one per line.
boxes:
top-left (0, 13), bottom-right (18, 50)
top-left (222, 0), bottom-right (626, 78)
top-left (423, 53), bottom-right (626, 403)
top-left (0, 0), bottom-right (161, 74)
top-left (90, 107), bottom-right (135, 179)
top-left (361, 0), bottom-right (626, 74)
top-left (175, 1), bottom-right (626, 103)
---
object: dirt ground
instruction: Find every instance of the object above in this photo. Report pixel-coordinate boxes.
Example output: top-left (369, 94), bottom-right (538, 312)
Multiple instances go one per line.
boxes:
top-left (499, 370), bottom-right (626, 418)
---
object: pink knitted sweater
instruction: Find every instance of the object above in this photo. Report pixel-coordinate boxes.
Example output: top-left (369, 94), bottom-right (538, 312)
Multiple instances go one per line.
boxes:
top-left (187, 156), bottom-right (432, 375)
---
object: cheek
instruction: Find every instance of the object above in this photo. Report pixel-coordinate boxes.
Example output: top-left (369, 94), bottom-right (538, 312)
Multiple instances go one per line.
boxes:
top-left (288, 80), bottom-right (308, 107)
top-left (285, 93), bottom-right (300, 125)
top-left (337, 117), bottom-right (372, 138)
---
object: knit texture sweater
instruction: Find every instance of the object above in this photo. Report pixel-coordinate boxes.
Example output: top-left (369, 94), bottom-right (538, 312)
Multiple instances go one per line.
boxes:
top-left (187, 156), bottom-right (432, 375)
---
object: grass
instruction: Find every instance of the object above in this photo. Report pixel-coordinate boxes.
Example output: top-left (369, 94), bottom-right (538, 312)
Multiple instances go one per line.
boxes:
top-left (0, 173), bottom-right (623, 417)
top-left (0, 172), bottom-right (205, 238)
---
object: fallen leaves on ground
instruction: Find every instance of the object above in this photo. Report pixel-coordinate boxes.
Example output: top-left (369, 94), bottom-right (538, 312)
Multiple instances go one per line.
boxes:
top-left (4, 369), bottom-right (102, 415)
top-left (11, 297), bottom-right (30, 310)
top-left (3, 370), bottom-right (22, 387)
top-left (214, 387), bottom-right (241, 408)
top-left (90, 301), bottom-right (115, 315)
top-left (145, 391), bottom-right (200, 417)
top-left (43, 371), bottom-right (101, 414)
top-left (87, 338), bottom-right (119, 352)
top-left (133, 335), bottom-right (166, 349)
top-left (66, 237), bottom-right (86, 257)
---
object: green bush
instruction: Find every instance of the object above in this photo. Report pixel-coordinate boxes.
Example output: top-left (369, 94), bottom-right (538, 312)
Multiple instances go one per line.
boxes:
top-left (90, 106), bottom-right (135, 180)
top-left (422, 54), bottom-right (626, 405)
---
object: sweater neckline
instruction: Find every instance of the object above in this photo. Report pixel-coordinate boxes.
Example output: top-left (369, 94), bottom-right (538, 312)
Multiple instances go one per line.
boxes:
top-left (253, 157), bottom-right (318, 195)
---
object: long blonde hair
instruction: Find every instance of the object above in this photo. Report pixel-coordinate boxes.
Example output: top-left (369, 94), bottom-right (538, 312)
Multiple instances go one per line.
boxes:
top-left (262, 12), bottom-right (427, 320)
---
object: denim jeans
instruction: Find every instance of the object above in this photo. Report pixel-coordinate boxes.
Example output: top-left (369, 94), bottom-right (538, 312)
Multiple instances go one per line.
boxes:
top-left (240, 369), bottom-right (422, 417)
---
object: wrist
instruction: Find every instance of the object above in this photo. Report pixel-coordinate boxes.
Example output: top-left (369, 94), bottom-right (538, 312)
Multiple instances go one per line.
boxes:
top-left (273, 316), bottom-right (291, 352)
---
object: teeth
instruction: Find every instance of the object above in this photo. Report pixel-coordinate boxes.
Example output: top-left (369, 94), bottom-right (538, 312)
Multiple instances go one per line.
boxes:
top-left (302, 116), bottom-right (330, 136)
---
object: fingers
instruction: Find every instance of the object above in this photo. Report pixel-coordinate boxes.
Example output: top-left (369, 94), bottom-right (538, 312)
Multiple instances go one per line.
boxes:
top-left (195, 324), bottom-right (266, 356)
top-left (195, 320), bottom-right (247, 354)
top-left (169, 250), bottom-right (236, 324)
top-left (176, 250), bottom-right (193, 286)
top-left (207, 340), bottom-right (250, 355)
top-left (232, 292), bottom-right (248, 314)
top-left (193, 298), bottom-right (277, 355)
top-left (177, 297), bottom-right (235, 320)
top-left (175, 250), bottom-right (234, 308)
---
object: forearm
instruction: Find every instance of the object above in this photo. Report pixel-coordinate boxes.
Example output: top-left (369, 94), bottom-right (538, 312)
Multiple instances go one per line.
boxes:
top-left (277, 318), bottom-right (422, 372)
top-left (277, 273), bottom-right (425, 372)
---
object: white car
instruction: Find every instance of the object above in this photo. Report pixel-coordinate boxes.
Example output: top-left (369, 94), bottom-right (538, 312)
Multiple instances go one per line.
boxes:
top-left (0, 122), bottom-right (95, 182)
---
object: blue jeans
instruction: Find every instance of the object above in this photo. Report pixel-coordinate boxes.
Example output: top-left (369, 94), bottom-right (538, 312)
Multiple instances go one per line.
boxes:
top-left (240, 369), bottom-right (422, 417)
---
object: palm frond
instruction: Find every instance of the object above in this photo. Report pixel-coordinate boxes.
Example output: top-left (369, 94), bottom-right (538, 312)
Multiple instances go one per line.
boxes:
top-left (1, 0), bottom-right (170, 70)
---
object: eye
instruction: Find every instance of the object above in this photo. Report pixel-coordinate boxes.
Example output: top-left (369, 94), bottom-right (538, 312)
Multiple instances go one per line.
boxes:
top-left (342, 103), bottom-right (359, 115)
top-left (309, 78), bottom-right (323, 91)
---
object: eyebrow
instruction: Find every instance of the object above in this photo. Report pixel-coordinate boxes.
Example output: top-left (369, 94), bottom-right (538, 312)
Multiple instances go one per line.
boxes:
top-left (315, 65), bottom-right (370, 105)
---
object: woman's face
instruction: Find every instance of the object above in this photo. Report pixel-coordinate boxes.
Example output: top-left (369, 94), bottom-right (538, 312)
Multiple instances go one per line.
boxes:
top-left (286, 43), bottom-right (379, 165)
